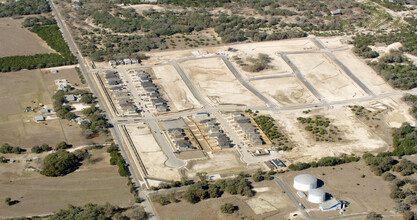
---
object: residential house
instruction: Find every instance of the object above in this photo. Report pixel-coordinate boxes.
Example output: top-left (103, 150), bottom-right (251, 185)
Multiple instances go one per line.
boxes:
top-left (64, 95), bottom-right (77, 102)
top-left (123, 58), bottom-right (132, 65)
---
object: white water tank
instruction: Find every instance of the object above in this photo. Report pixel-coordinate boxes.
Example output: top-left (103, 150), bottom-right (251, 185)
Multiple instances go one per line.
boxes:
top-left (293, 174), bottom-right (317, 191)
top-left (308, 188), bottom-right (325, 203)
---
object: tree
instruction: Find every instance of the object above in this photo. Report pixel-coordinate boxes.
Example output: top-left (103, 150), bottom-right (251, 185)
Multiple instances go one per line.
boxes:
top-left (403, 211), bottom-right (416, 220)
top-left (252, 170), bottom-right (264, 182)
top-left (220, 203), bottom-right (235, 214)
top-left (55, 141), bottom-right (70, 150)
top-left (367, 212), bottom-right (382, 220)
top-left (80, 93), bottom-right (94, 104)
top-left (4, 197), bottom-right (11, 206)
top-left (40, 149), bottom-right (81, 177)
top-left (196, 172), bottom-right (207, 181)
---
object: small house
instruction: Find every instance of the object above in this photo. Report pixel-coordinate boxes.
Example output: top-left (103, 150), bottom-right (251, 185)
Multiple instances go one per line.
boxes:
top-left (123, 58), bottom-right (132, 65)
top-left (193, 112), bottom-right (209, 118)
top-left (109, 60), bottom-right (117, 66)
top-left (34, 116), bottom-right (45, 121)
top-left (40, 109), bottom-right (50, 114)
top-left (64, 95), bottom-right (77, 102)
top-left (330, 9), bottom-right (342, 15)
top-left (131, 58), bottom-right (139, 64)
top-left (50, 69), bottom-right (58, 74)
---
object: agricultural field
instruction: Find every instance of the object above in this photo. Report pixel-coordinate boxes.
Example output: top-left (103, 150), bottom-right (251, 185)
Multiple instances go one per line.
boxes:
top-left (0, 17), bottom-right (54, 58)
top-left (0, 147), bottom-right (133, 218)
top-left (0, 68), bottom-right (94, 149)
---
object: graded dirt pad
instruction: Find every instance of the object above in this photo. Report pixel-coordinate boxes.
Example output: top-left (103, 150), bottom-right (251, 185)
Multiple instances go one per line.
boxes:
top-left (0, 17), bottom-right (55, 57)
top-left (0, 69), bottom-right (92, 148)
top-left (185, 151), bottom-right (259, 178)
top-left (281, 161), bottom-right (396, 218)
top-left (333, 50), bottom-right (395, 95)
top-left (125, 124), bottom-right (181, 180)
top-left (180, 57), bottom-right (265, 107)
top-left (317, 36), bottom-right (348, 49)
top-left (0, 148), bottom-right (133, 218)
top-left (152, 180), bottom-right (295, 220)
top-left (152, 65), bottom-right (201, 111)
top-left (249, 77), bottom-right (319, 106)
top-left (271, 107), bottom-right (390, 163)
top-left (287, 53), bottom-right (367, 102)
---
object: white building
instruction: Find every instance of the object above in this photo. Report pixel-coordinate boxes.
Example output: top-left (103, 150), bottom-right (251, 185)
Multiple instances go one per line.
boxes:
top-left (293, 174), bottom-right (317, 191)
top-left (308, 188), bottom-right (325, 203)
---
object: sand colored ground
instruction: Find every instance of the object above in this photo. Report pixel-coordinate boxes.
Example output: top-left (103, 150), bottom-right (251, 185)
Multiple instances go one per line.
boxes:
top-left (0, 17), bottom-right (55, 57)
top-left (271, 107), bottom-right (389, 163)
top-left (0, 148), bottom-right (133, 218)
top-left (288, 53), bottom-right (367, 102)
top-left (0, 69), bottom-right (97, 148)
top-left (125, 124), bottom-right (181, 180)
top-left (185, 151), bottom-right (258, 178)
top-left (249, 77), bottom-right (319, 107)
top-left (152, 65), bottom-right (201, 111)
top-left (380, 96), bottom-right (417, 128)
top-left (317, 36), bottom-right (348, 49)
top-left (180, 57), bottom-right (265, 106)
top-left (281, 161), bottom-right (396, 218)
top-left (246, 187), bottom-right (295, 215)
top-left (333, 50), bottom-right (395, 95)
top-left (139, 37), bottom-right (318, 66)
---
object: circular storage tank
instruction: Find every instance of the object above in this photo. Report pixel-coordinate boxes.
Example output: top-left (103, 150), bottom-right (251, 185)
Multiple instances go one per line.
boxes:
top-left (308, 188), bottom-right (325, 203)
top-left (293, 174), bottom-right (317, 191)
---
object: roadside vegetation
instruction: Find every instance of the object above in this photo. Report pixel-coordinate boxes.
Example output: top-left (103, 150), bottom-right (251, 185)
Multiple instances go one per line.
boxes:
top-left (0, 17), bottom-right (76, 72)
top-left (289, 155), bottom-right (360, 171)
top-left (106, 143), bottom-right (128, 177)
top-left (48, 203), bottom-right (136, 219)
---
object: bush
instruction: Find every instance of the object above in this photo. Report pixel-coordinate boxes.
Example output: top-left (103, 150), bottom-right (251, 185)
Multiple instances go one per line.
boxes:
top-left (382, 172), bottom-right (397, 181)
top-left (107, 143), bottom-right (128, 177)
top-left (220, 203), bottom-right (235, 214)
top-left (31, 144), bottom-right (52, 153)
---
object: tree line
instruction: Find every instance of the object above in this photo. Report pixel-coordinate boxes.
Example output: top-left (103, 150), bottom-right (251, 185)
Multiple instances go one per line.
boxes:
top-left (0, 0), bottom-right (50, 18)
top-left (0, 22), bottom-right (76, 72)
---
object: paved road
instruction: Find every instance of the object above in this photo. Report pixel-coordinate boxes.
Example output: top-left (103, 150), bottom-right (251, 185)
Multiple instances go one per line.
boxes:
top-left (279, 53), bottom-right (326, 106)
top-left (273, 177), bottom-right (314, 220)
top-left (310, 37), bottom-right (375, 97)
top-left (221, 56), bottom-right (279, 109)
top-left (47, 1), bottom-right (157, 218)
top-left (120, 70), bottom-right (186, 168)
top-left (247, 73), bottom-right (294, 82)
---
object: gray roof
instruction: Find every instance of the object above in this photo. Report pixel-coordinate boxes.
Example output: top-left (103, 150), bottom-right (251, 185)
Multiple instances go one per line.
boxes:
top-left (40, 109), bottom-right (49, 114)
top-left (34, 116), bottom-right (45, 121)
top-left (64, 95), bottom-right (76, 101)
top-left (110, 86), bottom-right (124, 91)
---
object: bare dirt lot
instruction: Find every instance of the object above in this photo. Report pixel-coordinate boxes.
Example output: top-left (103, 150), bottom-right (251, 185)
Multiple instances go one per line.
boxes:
top-left (0, 148), bottom-right (133, 218)
top-left (249, 77), bottom-right (319, 107)
top-left (270, 107), bottom-right (390, 163)
top-left (152, 180), bottom-right (296, 220)
top-left (180, 57), bottom-right (265, 107)
top-left (0, 69), bottom-right (98, 148)
top-left (288, 53), bottom-right (367, 102)
top-left (281, 160), bottom-right (397, 218)
top-left (125, 124), bottom-right (181, 180)
top-left (151, 65), bottom-right (202, 111)
top-left (0, 17), bottom-right (55, 58)
top-left (185, 151), bottom-right (260, 178)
